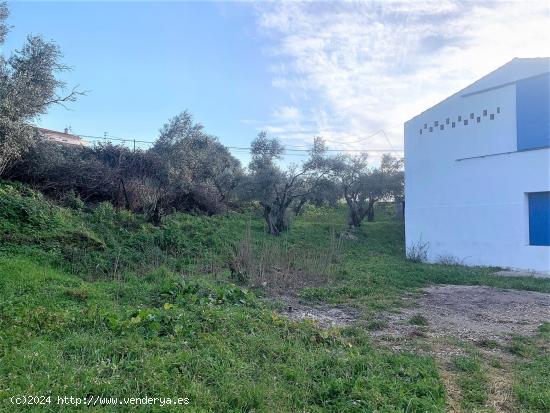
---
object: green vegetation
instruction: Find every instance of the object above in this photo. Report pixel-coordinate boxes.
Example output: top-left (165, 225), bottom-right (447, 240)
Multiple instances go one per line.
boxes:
top-left (451, 355), bottom-right (489, 410)
top-left (0, 257), bottom-right (446, 412)
top-left (1, 1), bottom-right (547, 410)
top-left (1, 181), bottom-right (550, 411)
top-left (515, 353), bottom-right (550, 411)
top-left (365, 319), bottom-right (387, 331)
top-left (409, 314), bottom-right (429, 326)
top-left (537, 322), bottom-right (550, 337)
top-left (513, 331), bottom-right (550, 412)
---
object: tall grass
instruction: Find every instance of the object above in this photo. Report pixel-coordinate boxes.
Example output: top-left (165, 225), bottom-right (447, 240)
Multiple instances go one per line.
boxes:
top-left (231, 221), bottom-right (343, 290)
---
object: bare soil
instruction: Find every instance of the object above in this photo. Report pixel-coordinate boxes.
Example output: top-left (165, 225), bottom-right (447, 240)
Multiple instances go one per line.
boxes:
top-left (370, 285), bottom-right (550, 413)
top-left (371, 285), bottom-right (550, 343)
top-left (271, 285), bottom-right (550, 340)
top-left (272, 284), bottom-right (550, 412)
top-left (268, 295), bottom-right (360, 328)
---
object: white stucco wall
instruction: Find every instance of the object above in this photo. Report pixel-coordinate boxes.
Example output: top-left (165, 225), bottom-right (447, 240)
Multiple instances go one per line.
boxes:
top-left (405, 81), bottom-right (550, 273)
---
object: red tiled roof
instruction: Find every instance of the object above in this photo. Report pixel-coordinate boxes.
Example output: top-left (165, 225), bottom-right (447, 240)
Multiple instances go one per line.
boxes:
top-left (37, 128), bottom-right (88, 146)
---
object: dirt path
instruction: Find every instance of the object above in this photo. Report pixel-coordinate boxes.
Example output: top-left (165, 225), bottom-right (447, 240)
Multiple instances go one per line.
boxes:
top-left (272, 285), bottom-right (550, 412)
top-left (371, 285), bottom-right (550, 343)
top-left (370, 285), bottom-right (550, 413)
top-left (272, 285), bottom-right (550, 342)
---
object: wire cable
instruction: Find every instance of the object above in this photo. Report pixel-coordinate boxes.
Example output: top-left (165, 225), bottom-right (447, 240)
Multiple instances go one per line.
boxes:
top-left (74, 132), bottom-right (403, 153)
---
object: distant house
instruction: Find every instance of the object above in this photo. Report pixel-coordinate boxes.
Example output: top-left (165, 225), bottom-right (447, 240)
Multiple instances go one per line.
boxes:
top-left (404, 58), bottom-right (550, 273)
top-left (37, 128), bottom-right (88, 146)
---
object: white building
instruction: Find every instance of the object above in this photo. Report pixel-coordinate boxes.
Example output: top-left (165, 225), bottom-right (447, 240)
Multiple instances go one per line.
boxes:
top-left (404, 58), bottom-right (550, 273)
top-left (37, 128), bottom-right (88, 146)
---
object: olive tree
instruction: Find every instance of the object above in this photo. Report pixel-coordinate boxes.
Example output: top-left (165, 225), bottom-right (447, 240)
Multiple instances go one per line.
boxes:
top-left (361, 154), bottom-right (404, 222)
top-left (0, 2), bottom-right (83, 175)
top-left (5, 108), bottom-right (243, 224)
top-left (242, 132), bottom-right (329, 235)
top-left (332, 153), bottom-right (403, 228)
top-left (292, 177), bottom-right (341, 215)
top-left (150, 111), bottom-right (243, 219)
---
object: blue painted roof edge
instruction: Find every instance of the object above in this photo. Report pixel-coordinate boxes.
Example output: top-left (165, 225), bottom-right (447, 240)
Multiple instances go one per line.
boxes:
top-left (404, 57), bottom-right (550, 126)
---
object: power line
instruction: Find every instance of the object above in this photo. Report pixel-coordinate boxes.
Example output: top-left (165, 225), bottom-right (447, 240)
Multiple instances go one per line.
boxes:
top-left (78, 134), bottom-right (152, 145)
top-left (229, 146), bottom-right (403, 153)
top-left (75, 132), bottom-right (403, 154)
top-left (321, 129), bottom-right (386, 145)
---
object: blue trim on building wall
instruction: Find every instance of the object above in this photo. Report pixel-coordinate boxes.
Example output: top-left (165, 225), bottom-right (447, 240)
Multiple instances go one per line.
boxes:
top-left (528, 192), bottom-right (550, 246)
top-left (516, 73), bottom-right (550, 151)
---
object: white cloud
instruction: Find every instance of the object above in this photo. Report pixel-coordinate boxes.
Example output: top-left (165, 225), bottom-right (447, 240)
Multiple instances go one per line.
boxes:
top-left (253, 0), bottom-right (550, 154)
top-left (271, 105), bottom-right (301, 123)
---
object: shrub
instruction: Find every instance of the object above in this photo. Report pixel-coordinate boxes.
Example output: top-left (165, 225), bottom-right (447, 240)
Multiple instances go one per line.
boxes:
top-left (4, 112), bottom-right (244, 220)
top-left (436, 254), bottom-right (465, 266)
top-left (366, 319), bottom-right (387, 331)
top-left (538, 322), bottom-right (550, 335)
top-left (64, 190), bottom-right (84, 210)
top-left (407, 239), bottom-right (429, 263)
top-left (409, 314), bottom-right (429, 326)
top-left (92, 201), bottom-right (116, 221)
top-left (0, 181), bottom-right (63, 232)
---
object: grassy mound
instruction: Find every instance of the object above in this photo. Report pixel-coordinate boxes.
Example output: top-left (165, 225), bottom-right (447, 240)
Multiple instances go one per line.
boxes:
top-left (1, 180), bottom-right (549, 411)
top-left (0, 182), bottom-right (445, 411)
top-left (0, 257), bottom-right (446, 412)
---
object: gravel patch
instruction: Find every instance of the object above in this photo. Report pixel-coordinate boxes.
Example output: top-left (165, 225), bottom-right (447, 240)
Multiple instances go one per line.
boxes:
top-left (371, 285), bottom-right (550, 342)
top-left (370, 285), bottom-right (550, 412)
top-left (269, 295), bottom-right (360, 328)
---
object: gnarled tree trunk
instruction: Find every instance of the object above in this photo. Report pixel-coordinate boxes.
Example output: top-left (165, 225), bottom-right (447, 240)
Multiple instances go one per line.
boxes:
top-left (262, 202), bottom-right (290, 236)
top-left (366, 199), bottom-right (376, 222)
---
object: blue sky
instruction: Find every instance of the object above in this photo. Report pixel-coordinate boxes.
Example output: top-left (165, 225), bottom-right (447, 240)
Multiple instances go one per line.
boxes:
top-left (4, 1), bottom-right (285, 156)
top-left (3, 1), bottom-right (549, 163)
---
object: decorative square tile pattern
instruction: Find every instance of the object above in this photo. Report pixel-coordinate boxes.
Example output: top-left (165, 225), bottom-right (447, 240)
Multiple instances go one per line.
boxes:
top-left (418, 106), bottom-right (501, 134)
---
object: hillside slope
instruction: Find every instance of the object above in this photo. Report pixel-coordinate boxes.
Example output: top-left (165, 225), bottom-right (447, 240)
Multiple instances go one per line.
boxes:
top-left (1, 181), bottom-right (549, 412)
top-left (0, 181), bottom-right (445, 412)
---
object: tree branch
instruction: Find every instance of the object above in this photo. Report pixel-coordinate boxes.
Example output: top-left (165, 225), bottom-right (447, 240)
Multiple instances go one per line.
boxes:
top-left (43, 85), bottom-right (88, 107)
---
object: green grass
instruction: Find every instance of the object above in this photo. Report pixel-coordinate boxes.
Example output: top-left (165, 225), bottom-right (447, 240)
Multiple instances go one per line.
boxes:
top-left (365, 319), bottom-right (387, 331)
top-left (513, 331), bottom-right (550, 412)
top-left (409, 314), bottom-right (429, 326)
top-left (451, 355), bottom-right (489, 410)
top-left (515, 353), bottom-right (550, 412)
top-left (0, 257), bottom-right (445, 412)
top-left (537, 322), bottom-right (550, 337)
top-left (1, 180), bottom-right (550, 412)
